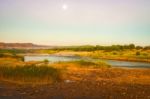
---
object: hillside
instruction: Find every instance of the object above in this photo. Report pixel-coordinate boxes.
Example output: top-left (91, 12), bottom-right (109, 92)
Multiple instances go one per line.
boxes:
top-left (0, 42), bottom-right (52, 49)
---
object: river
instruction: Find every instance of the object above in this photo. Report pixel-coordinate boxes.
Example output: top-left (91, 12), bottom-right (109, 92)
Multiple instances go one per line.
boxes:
top-left (24, 55), bottom-right (150, 68)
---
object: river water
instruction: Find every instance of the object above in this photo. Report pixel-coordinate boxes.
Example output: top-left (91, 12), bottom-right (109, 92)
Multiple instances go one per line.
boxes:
top-left (24, 55), bottom-right (150, 68)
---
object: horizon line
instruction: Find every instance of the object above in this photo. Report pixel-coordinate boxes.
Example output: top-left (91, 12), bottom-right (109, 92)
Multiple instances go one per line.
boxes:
top-left (0, 41), bottom-right (149, 47)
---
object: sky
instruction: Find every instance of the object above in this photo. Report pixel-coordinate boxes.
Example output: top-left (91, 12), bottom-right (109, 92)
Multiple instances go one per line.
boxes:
top-left (0, 0), bottom-right (150, 46)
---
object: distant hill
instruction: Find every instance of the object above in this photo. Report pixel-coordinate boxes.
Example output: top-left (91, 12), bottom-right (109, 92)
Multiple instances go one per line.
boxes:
top-left (0, 42), bottom-right (53, 49)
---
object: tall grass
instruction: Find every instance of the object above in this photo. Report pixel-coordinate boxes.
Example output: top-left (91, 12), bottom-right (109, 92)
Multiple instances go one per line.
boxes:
top-left (0, 65), bottom-right (62, 84)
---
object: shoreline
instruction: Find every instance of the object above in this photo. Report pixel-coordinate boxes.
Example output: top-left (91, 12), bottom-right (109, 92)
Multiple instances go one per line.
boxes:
top-left (94, 57), bottom-right (150, 63)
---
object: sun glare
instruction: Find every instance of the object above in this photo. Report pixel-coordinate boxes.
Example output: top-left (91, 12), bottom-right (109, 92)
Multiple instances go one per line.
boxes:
top-left (62, 4), bottom-right (68, 10)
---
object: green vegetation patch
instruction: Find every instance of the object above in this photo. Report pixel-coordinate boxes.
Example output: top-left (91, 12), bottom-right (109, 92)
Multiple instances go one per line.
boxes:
top-left (0, 65), bottom-right (62, 83)
top-left (67, 60), bottom-right (111, 68)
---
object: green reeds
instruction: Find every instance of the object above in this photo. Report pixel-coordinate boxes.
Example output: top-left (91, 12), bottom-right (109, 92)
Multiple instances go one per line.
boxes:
top-left (0, 65), bottom-right (62, 83)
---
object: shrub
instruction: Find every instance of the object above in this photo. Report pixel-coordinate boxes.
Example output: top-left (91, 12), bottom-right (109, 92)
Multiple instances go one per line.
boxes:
top-left (44, 59), bottom-right (49, 64)
top-left (112, 52), bottom-right (117, 55)
top-left (73, 60), bottom-right (96, 66)
top-left (95, 61), bottom-right (111, 68)
top-left (136, 51), bottom-right (141, 56)
top-left (0, 53), bottom-right (4, 57)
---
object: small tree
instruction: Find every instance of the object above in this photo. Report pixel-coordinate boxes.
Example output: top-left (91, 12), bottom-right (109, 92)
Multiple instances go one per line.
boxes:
top-left (129, 44), bottom-right (135, 49)
top-left (136, 46), bottom-right (143, 50)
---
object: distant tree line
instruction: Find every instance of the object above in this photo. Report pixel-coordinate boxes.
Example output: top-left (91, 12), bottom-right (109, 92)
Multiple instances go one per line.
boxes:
top-left (0, 49), bottom-right (32, 54)
top-left (0, 44), bottom-right (150, 53)
top-left (52, 44), bottom-right (150, 51)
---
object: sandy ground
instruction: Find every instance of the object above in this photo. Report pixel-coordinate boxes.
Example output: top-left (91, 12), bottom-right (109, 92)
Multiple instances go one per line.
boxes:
top-left (0, 68), bottom-right (150, 99)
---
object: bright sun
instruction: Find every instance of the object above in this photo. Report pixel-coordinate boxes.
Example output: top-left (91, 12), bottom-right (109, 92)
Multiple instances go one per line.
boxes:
top-left (62, 4), bottom-right (68, 10)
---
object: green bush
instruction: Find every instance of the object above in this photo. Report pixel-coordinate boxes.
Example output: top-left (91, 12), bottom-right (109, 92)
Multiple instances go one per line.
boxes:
top-left (73, 60), bottom-right (96, 66)
top-left (112, 52), bottom-right (117, 55)
top-left (136, 51), bottom-right (141, 56)
top-left (44, 59), bottom-right (49, 64)
top-left (0, 53), bottom-right (4, 57)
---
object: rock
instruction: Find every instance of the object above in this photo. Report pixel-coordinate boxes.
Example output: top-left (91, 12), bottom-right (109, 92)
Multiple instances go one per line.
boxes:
top-left (64, 80), bottom-right (74, 83)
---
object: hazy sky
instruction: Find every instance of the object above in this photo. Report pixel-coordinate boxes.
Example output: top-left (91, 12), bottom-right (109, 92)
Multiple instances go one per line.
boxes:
top-left (0, 0), bottom-right (150, 45)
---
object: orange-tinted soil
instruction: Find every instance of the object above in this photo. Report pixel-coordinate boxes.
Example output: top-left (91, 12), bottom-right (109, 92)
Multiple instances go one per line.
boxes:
top-left (0, 68), bottom-right (150, 99)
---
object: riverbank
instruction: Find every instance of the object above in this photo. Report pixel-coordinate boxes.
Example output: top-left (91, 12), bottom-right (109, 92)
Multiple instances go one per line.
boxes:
top-left (52, 50), bottom-right (150, 63)
top-left (93, 57), bottom-right (150, 63)
top-left (0, 68), bottom-right (150, 99)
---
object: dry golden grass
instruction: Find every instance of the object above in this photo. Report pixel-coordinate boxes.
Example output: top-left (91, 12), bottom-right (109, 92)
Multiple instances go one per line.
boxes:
top-left (0, 58), bottom-right (25, 66)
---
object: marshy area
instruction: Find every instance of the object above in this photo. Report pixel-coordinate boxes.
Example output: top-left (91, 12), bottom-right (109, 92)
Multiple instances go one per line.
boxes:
top-left (0, 46), bottom-right (150, 99)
